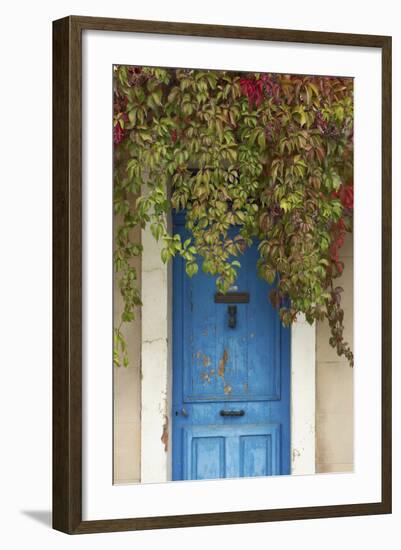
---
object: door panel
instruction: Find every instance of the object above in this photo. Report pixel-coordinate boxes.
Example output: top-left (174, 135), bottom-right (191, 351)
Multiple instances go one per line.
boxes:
top-left (183, 425), bottom-right (281, 480)
top-left (183, 236), bottom-right (280, 402)
top-left (173, 212), bottom-right (290, 481)
top-left (187, 433), bottom-right (226, 480)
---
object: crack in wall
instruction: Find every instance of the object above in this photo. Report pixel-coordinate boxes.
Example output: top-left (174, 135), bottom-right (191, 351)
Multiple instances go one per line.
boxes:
top-left (142, 337), bottom-right (167, 345)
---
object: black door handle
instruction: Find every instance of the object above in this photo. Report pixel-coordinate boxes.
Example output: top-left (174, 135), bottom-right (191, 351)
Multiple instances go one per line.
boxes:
top-left (220, 409), bottom-right (245, 417)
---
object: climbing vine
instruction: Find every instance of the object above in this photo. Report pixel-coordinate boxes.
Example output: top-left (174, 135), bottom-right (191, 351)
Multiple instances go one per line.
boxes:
top-left (113, 65), bottom-right (354, 368)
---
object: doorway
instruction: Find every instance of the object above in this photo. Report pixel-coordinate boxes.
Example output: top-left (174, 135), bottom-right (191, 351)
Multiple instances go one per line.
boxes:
top-left (172, 212), bottom-right (291, 480)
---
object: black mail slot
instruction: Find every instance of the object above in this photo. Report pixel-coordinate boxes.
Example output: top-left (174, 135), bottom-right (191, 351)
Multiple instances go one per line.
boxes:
top-left (214, 292), bottom-right (249, 304)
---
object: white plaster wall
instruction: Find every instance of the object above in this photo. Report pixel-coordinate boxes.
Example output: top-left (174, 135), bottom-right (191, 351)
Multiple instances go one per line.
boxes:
top-left (291, 316), bottom-right (316, 475)
top-left (140, 222), bottom-right (171, 483)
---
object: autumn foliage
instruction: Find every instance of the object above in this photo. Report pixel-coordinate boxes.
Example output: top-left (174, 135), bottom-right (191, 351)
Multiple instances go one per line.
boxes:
top-left (113, 66), bottom-right (354, 367)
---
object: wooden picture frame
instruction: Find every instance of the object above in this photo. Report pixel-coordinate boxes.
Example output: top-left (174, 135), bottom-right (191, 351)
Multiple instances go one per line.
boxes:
top-left (53, 15), bottom-right (392, 534)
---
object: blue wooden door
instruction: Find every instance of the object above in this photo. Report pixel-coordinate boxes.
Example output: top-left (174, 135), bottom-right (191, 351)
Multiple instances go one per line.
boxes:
top-left (172, 213), bottom-right (290, 481)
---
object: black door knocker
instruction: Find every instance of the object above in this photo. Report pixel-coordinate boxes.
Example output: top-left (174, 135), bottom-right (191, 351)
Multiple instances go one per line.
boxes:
top-left (228, 305), bottom-right (237, 329)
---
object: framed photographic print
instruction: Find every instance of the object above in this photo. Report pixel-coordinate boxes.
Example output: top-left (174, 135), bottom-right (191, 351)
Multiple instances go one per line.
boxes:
top-left (52, 16), bottom-right (392, 534)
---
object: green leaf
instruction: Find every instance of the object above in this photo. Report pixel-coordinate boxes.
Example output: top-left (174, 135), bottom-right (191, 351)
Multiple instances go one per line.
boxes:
top-left (161, 248), bottom-right (169, 264)
top-left (185, 262), bottom-right (198, 277)
top-left (257, 129), bottom-right (266, 149)
top-left (152, 90), bottom-right (163, 106)
top-left (128, 109), bottom-right (137, 124)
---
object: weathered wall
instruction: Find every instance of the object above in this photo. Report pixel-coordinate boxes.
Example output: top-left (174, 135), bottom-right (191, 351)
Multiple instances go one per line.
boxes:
top-left (113, 224), bottom-right (142, 484)
top-left (315, 234), bottom-right (354, 473)
top-left (291, 317), bottom-right (316, 475)
top-left (140, 222), bottom-right (172, 483)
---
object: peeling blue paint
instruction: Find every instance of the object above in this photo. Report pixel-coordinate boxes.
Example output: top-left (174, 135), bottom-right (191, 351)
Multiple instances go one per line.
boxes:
top-left (172, 212), bottom-right (291, 480)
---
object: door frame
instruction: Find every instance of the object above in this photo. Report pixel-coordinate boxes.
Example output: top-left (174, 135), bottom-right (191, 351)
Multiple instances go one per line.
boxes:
top-left (140, 217), bottom-right (315, 483)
